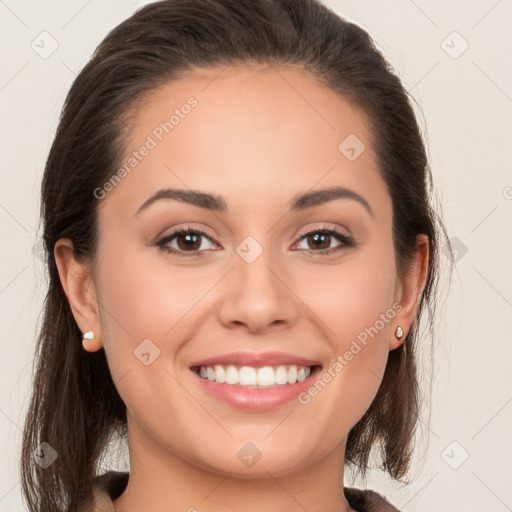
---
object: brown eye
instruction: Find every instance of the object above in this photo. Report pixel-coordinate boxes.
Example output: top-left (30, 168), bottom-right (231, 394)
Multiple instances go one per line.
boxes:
top-left (304, 232), bottom-right (332, 250)
top-left (294, 227), bottom-right (354, 255)
top-left (156, 228), bottom-right (219, 257)
top-left (175, 232), bottom-right (202, 251)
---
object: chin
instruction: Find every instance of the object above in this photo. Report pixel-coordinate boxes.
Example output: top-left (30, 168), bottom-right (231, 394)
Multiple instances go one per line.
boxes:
top-left (191, 445), bottom-right (312, 479)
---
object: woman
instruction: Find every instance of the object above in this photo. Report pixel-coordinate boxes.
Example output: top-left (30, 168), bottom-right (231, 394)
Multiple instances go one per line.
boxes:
top-left (20, 0), bottom-right (450, 511)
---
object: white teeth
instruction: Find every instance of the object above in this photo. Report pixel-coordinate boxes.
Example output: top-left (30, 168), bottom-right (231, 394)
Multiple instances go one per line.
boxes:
top-left (257, 366), bottom-right (275, 387)
top-left (275, 366), bottom-right (288, 385)
top-left (239, 366), bottom-right (257, 386)
top-left (287, 365), bottom-right (297, 384)
top-left (214, 364), bottom-right (225, 383)
top-left (197, 364), bottom-right (314, 387)
top-left (225, 365), bottom-right (239, 384)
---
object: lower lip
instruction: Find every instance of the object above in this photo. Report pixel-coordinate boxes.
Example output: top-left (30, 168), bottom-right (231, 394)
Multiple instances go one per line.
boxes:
top-left (192, 367), bottom-right (321, 411)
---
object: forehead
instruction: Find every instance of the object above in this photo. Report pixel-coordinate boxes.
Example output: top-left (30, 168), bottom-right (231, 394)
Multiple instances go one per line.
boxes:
top-left (99, 63), bottom-right (389, 220)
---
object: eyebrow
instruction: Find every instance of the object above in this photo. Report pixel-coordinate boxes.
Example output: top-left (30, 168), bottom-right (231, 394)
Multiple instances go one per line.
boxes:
top-left (135, 186), bottom-right (373, 218)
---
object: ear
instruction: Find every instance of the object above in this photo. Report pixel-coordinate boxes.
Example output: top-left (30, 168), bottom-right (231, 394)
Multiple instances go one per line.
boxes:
top-left (390, 234), bottom-right (429, 350)
top-left (54, 238), bottom-right (103, 352)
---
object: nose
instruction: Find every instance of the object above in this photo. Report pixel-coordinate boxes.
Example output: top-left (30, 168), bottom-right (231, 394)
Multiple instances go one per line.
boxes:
top-left (217, 246), bottom-right (300, 334)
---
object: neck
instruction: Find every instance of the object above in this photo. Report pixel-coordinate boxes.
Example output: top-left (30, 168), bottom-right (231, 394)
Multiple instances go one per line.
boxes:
top-left (113, 422), bottom-right (356, 512)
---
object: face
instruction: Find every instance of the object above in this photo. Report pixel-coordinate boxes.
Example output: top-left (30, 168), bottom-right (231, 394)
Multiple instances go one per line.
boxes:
top-left (65, 64), bottom-right (418, 478)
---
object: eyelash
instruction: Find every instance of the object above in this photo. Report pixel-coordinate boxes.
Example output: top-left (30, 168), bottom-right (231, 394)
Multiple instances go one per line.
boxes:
top-left (155, 224), bottom-right (355, 258)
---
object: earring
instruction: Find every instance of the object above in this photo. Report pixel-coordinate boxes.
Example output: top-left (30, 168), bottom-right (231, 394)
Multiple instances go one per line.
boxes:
top-left (82, 330), bottom-right (95, 340)
top-left (395, 326), bottom-right (405, 339)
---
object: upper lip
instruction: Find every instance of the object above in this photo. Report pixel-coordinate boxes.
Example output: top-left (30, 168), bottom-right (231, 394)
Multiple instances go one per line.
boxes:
top-left (189, 351), bottom-right (321, 368)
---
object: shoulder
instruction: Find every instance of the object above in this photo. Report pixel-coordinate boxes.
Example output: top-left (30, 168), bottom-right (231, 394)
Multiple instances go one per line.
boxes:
top-left (77, 470), bottom-right (129, 512)
top-left (344, 486), bottom-right (402, 512)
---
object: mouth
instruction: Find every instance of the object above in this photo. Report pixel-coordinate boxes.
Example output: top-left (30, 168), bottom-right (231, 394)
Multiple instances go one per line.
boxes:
top-left (188, 351), bottom-right (323, 410)
top-left (191, 363), bottom-right (322, 410)
top-left (191, 363), bottom-right (323, 389)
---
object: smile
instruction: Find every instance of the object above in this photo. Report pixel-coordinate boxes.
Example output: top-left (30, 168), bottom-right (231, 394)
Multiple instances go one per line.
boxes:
top-left (195, 364), bottom-right (315, 388)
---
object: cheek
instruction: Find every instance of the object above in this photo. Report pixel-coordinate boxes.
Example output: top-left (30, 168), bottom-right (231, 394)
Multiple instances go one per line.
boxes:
top-left (93, 248), bottom-right (185, 380)
top-left (95, 250), bottom-right (203, 426)
top-left (97, 245), bottom-right (212, 340)
top-left (298, 248), bottom-right (397, 350)
top-left (293, 248), bottom-right (396, 420)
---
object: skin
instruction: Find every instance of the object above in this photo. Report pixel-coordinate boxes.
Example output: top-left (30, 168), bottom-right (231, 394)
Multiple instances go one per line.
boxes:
top-left (55, 63), bottom-right (429, 512)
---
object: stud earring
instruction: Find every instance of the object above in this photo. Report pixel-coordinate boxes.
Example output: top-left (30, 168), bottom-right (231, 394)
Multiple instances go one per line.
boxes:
top-left (82, 330), bottom-right (95, 340)
top-left (395, 326), bottom-right (405, 339)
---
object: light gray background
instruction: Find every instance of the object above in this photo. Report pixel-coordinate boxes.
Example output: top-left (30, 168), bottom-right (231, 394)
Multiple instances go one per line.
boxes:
top-left (1, 1), bottom-right (511, 510)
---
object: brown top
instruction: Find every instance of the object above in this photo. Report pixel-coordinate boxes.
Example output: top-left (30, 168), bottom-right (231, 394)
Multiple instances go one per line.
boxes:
top-left (79, 471), bottom-right (401, 512)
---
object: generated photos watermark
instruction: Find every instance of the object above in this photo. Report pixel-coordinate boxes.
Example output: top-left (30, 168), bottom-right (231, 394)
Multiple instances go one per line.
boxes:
top-left (297, 301), bottom-right (403, 405)
top-left (93, 96), bottom-right (198, 200)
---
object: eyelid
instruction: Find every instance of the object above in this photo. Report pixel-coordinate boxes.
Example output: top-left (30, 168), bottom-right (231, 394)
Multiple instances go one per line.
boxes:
top-left (155, 222), bottom-right (217, 241)
top-left (291, 225), bottom-right (355, 254)
top-left (294, 223), bottom-right (351, 241)
top-left (155, 223), bottom-right (354, 257)
top-left (155, 224), bottom-right (220, 250)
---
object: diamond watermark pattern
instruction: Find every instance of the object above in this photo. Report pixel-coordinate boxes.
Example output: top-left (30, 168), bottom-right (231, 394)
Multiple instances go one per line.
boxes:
top-left (338, 134), bottom-right (366, 162)
top-left (237, 442), bottom-right (262, 468)
top-left (31, 31), bottom-right (59, 59)
top-left (441, 441), bottom-right (469, 469)
top-left (134, 338), bottom-right (161, 366)
top-left (443, 236), bottom-right (468, 263)
top-left (32, 238), bottom-right (45, 262)
top-left (441, 31), bottom-right (469, 59)
top-left (236, 236), bottom-right (263, 264)
top-left (32, 442), bottom-right (58, 469)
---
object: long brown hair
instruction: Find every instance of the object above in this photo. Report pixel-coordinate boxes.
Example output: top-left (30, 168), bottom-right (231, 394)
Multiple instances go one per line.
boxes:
top-left (21, 0), bottom-right (452, 510)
